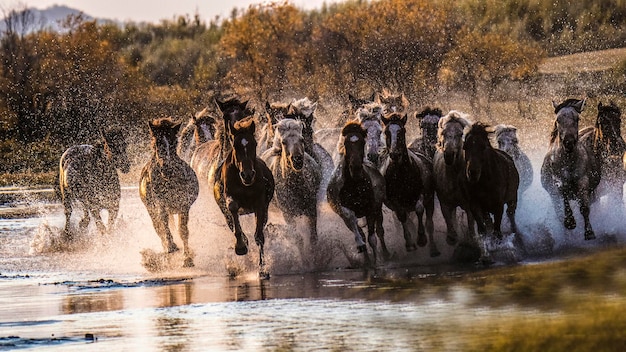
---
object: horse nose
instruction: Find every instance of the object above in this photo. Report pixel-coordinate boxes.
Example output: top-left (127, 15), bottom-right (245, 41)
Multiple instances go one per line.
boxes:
top-left (292, 154), bottom-right (304, 170)
top-left (563, 136), bottom-right (577, 151)
top-left (444, 150), bottom-right (455, 165)
top-left (239, 169), bottom-right (256, 185)
top-left (367, 152), bottom-right (379, 165)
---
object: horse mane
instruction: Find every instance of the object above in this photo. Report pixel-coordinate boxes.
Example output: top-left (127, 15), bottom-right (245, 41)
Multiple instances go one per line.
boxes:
top-left (382, 112), bottom-right (406, 125)
top-left (291, 97), bottom-right (317, 117)
top-left (416, 107), bottom-right (443, 119)
top-left (233, 116), bottom-right (255, 131)
top-left (467, 122), bottom-right (491, 142)
top-left (271, 118), bottom-right (303, 153)
top-left (338, 121), bottom-right (366, 155)
top-left (494, 124), bottom-right (517, 140)
top-left (151, 117), bottom-right (179, 129)
top-left (439, 110), bottom-right (472, 130)
top-left (598, 101), bottom-right (621, 115)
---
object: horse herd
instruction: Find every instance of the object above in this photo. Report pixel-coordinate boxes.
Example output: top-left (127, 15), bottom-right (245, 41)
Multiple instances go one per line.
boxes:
top-left (57, 92), bottom-right (625, 277)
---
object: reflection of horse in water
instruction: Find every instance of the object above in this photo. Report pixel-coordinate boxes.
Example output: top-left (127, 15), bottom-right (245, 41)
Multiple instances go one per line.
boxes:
top-left (139, 118), bottom-right (199, 267)
top-left (327, 121), bottom-right (387, 266)
top-left (463, 123), bottom-right (522, 263)
top-left (261, 118), bottom-right (321, 244)
top-left (494, 124), bottom-right (533, 197)
top-left (177, 107), bottom-right (216, 163)
top-left (541, 98), bottom-right (600, 240)
top-left (211, 117), bottom-right (275, 278)
top-left (379, 112), bottom-right (438, 257)
top-left (580, 101), bottom-right (626, 209)
top-left (59, 129), bottom-right (130, 240)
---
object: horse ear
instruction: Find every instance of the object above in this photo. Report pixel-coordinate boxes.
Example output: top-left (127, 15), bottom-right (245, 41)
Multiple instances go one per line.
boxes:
top-left (552, 100), bottom-right (559, 110)
top-left (401, 114), bottom-right (408, 125)
top-left (575, 99), bottom-right (586, 113)
top-left (381, 114), bottom-right (390, 126)
top-left (148, 120), bottom-right (156, 134)
top-left (401, 93), bottom-right (409, 108)
top-left (348, 94), bottom-right (358, 108)
top-left (369, 91), bottom-right (377, 102)
top-left (173, 122), bottom-right (183, 133)
top-left (598, 102), bottom-right (603, 110)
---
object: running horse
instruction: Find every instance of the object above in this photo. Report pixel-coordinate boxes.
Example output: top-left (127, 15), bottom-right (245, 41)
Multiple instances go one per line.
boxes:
top-left (494, 124), bottom-right (534, 197)
top-left (212, 117), bottom-right (275, 278)
top-left (541, 98), bottom-right (600, 240)
top-left (261, 117), bottom-right (321, 245)
top-left (580, 101), bottom-right (626, 208)
top-left (433, 110), bottom-right (475, 246)
top-left (408, 107), bottom-right (443, 160)
top-left (327, 121), bottom-right (388, 266)
top-left (177, 107), bottom-right (216, 163)
top-left (379, 112), bottom-right (439, 257)
top-left (463, 122), bottom-right (522, 263)
top-left (59, 128), bottom-right (130, 240)
top-left (139, 118), bottom-right (199, 267)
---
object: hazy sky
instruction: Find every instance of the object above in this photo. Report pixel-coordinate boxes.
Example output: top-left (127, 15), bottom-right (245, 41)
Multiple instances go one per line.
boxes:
top-left (15, 0), bottom-right (341, 23)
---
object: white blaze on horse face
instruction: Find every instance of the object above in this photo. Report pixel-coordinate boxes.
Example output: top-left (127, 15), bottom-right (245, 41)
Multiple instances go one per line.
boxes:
top-left (160, 135), bottom-right (171, 159)
top-left (349, 135), bottom-right (360, 143)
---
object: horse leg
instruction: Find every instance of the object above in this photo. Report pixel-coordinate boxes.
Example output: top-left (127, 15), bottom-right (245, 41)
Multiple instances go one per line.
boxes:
top-left (365, 217), bottom-right (378, 266)
top-left (106, 201), bottom-right (119, 233)
top-left (374, 209), bottom-right (390, 260)
top-left (78, 202), bottom-right (91, 233)
top-left (227, 197), bottom-right (248, 256)
top-left (414, 199), bottom-right (427, 248)
top-left (394, 210), bottom-right (416, 252)
top-left (89, 206), bottom-right (107, 235)
top-left (440, 203), bottom-right (458, 246)
top-left (62, 197), bottom-right (74, 240)
top-left (506, 200), bottom-right (525, 253)
top-left (255, 209), bottom-right (270, 279)
top-left (579, 195), bottom-right (595, 240)
top-left (179, 211), bottom-right (194, 267)
top-left (423, 192), bottom-right (439, 257)
top-left (563, 196), bottom-right (576, 230)
top-left (472, 207), bottom-right (492, 265)
top-left (147, 207), bottom-right (179, 253)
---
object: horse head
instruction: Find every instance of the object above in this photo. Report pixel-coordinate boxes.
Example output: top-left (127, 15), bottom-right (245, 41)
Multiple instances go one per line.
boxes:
top-left (102, 128), bottom-right (130, 174)
top-left (216, 96), bottom-right (254, 133)
top-left (289, 97), bottom-right (318, 146)
top-left (463, 122), bottom-right (493, 183)
top-left (264, 101), bottom-right (291, 125)
top-left (416, 107), bottom-right (443, 148)
top-left (230, 117), bottom-right (258, 186)
top-left (340, 121), bottom-right (367, 179)
top-left (551, 98), bottom-right (585, 152)
top-left (438, 110), bottom-right (472, 165)
top-left (381, 112), bottom-right (408, 162)
top-left (376, 89), bottom-right (409, 114)
top-left (348, 92), bottom-right (377, 113)
top-left (494, 124), bottom-right (519, 157)
top-left (273, 118), bottom-right (306, 172)
top-left (596, 101), bottom-right (625, 155)
top-left (149, 118), bottom-right (181, 165)
top-left (355, 102), bottom-right (384, 165)
top-left (193, 107), bottom-right (217, 144)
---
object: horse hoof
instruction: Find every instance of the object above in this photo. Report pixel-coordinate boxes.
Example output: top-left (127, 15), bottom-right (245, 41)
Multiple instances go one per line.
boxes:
top-left (357, 244), bottom-right (367, 253)
top-left (235, 235), bottom-right (249, 255)
top-left (430, 249), bottom-right (441, 258)
top-left (405, 244), bottom-right (417, 252)
top-left (183, 258), bottom-right (194, 268)
top-left (585, 231), bottom-right (596, 241)
top-left (167, 244), bottom-right (180, 254)
top-left (259, 271), bottom-right (271, 280)
top-left (564, 217), bottom-right (576, 230)
top-left (417, 237), bottom-right (428, 247)
top-left (477, 256), bottom-right (495, 266)
top-left (446, 235), bottom-right (458, 246)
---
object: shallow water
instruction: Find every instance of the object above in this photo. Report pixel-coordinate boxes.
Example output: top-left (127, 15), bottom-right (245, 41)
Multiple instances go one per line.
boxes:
top-left (1, 177), bottom-right (625, 350)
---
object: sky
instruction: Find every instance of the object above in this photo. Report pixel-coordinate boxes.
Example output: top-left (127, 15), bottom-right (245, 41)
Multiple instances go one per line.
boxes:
top-left (12, 0), bottom-right (341, 23)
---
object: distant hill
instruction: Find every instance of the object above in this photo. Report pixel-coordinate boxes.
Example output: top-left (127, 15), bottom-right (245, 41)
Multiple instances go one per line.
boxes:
top-left (0, 5), bottom-right (113, 33)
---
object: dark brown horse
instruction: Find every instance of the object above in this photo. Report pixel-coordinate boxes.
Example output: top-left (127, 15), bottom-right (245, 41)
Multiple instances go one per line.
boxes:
top-left (408, 107), bottom-right (443, 160)
top-left (376, 88), bottom-right (410, 115)
top-left (139, 118), bottom-right (199, 267)
top-left (463, 122), bottom-right (522, 263)
top-left (59, 129), bottom-right (130, 240)
top-left (379, 113), bottom-right (438, 257)
top-left (541, 98), bottom-right (600, 240)
top-left (177, 107), bottom-right (216, 163)
top-left (327, 121), bottom-right (388, 266)
top-left (580, 101), bottom-right (625, 208)
top-left (212, 117), bottom-right (275, 278)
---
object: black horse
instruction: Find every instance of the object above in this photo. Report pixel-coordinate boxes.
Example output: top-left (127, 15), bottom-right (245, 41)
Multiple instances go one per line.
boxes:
top-left (463, 122), bottom-right (522, 263)
top-left (212, 117), bottom-right (275, 278)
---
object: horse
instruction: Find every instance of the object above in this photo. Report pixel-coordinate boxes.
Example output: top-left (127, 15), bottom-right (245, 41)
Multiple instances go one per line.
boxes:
top-left (463, 122), bottom-right (522, 263)
top-left (139, 118), bottom-right (199, 267)
top-left (327, 121), bottom-right (388, 266)
top-left (433, 110), bottom-right (475, 246)
top-left (494, 124), bottom-right (534, 197)
top-left (408, 107), bottom-right (443, 160)
top-left (580, 101), bottom-right (626, 208)
top-left (59, 128), bottom-right (130, 240)
top-left (261, 118), bottom-right (321, 245)
top-left (379, 112), bottom-right (438, 257)
top-left (211, 117), bottom-right (275, 278)
top-left (257, 101), bottom-right (291, 156)
top-left (177, 107), bottom-right (216, 163)
top-left (541, 98), bottom-right (601, 240)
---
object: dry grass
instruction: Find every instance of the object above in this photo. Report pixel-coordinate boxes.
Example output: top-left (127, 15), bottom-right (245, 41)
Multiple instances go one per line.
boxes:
top-left (539, 47), bottom-right (626, 74)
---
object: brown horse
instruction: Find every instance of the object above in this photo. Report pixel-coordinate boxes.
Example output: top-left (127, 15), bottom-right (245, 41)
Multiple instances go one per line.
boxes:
top-left (327, 121), bottom-right (388, 266)
top-left (212, 117), bottom-right (275, 278)
top-left (408, 107), bottom-right (443, 160)
top-left (139, 118), bottom-right (199, 267)
top-left (376, 88), bottom-right (410, 115)
top-left (433, 110), bottom-right (475, 245)
top-left (580, 101), bottom-right (626, 208)
top-left (541, 98), bottom-right (600, 240)
top-left (261, 118), bottom-right (321, 244)
top-left (463, 122), bottom-right (522, 263)
top-left (380, 112), bottom-right (438, 257)
top-left (59, 129), bottom-right (130, 240)
top-left (177, 107), bottom-right (216, 163)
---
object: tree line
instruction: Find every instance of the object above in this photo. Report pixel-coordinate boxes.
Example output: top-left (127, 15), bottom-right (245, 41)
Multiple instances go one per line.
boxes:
top-left (1, 0), bottom-right (625, 178)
